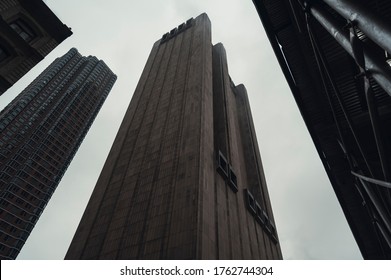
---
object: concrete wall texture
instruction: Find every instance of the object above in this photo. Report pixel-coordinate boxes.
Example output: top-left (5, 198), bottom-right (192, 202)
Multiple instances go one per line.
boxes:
top-left (65, 13), bottom-right (282, 260)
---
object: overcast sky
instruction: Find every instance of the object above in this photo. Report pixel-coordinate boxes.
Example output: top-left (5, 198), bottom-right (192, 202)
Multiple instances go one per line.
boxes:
top-left (0, 0), bottom-right (362, 259)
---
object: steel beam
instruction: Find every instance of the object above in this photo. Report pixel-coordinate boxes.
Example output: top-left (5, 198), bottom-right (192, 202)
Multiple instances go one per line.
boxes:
top-left (364, 79), bottom-right (391, 183)
top-left (352, 172), bottom-right (391, 190)
top-left (308, 1), bottom-right (391, 97)
top-left (354, 175), bottom-right (391, 240)
top-left (305, 15), bottom-right (374, 177)
top-left (323, 0), bottom-right (391, 55)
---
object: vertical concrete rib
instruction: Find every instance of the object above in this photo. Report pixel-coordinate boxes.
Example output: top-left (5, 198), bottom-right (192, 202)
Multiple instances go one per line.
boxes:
top-left (111, 36), bottom-right (176, 259)
top-left (101, 39), bottom-right (169, 258)
top-left (212, 43), bottom-right (232, 259)
top-left (197, 15), bottom-right (215, 260)
top-left (236, 84), bottom-right (282, 259)
top-left (159, 20), bottom-right (196, 259)
top-left (235, 85), bottom-right (267, 258)
top-left (64, 44), bottom-right (159, 259)
top-left (135, 22), bottom-right (186, 259)
top-left (165, 13), bottom-right (211, 259)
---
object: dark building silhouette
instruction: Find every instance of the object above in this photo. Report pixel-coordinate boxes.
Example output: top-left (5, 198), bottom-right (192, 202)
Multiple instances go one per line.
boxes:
top-left (66, 13), bottom-right (281, 260)
top-left (0, 48), bottom-right (117, 259)
top-left (253, 0), bottom-right (391, 259)
top-left (0, 0), bottom-right (72, 95)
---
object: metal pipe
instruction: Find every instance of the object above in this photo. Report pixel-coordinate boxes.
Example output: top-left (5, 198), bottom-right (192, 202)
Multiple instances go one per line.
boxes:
top-left (358, 186), bottom-right (389, 257)
top-left (375, 214), bottom-right (391, 248)
top-left (323, 0), bottom-right (391, 55)
top-left (364, 79), bottom-right (391, 182)
top-left (308, 2), bottom-right (391, 97)
top-left (352, 171), bottom-right (391, 190)
top-left (375, 219), bottom-right (391, 250)
top-left (356, 176), bottom-right (391, 237)
top-left (305, 14), bottom-right (374, 177)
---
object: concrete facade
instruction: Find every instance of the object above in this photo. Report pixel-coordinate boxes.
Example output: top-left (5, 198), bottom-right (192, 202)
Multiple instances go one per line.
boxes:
top-left (66, 13), bottom-right (282, 259)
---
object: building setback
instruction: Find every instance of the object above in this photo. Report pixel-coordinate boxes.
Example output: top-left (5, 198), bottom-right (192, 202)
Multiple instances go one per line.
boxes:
top-left (0, 0), bottom-right (72, 95)
top-left (66, 13), bottom-right (281, 260)
top-left (0, 48), bottom-right (117, 259)
top-left (252, 0), bottom-right (391, 259)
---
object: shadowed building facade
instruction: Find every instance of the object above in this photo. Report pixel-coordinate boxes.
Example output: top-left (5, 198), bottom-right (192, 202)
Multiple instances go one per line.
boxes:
top-left (0, 48), bottom-right (116, 259)
top-left (253, 0), bottom-right (391, 259)
top-left (66, 13), bottom-right (281, 259)
top-left (0, 0), bottom-right (72, 95)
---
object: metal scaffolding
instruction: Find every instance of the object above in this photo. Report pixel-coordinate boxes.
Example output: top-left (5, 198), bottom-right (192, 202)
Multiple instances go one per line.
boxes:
top-left (300, 0), bottom-right (391, 258)
top-left (253, 0), bottom-right (391, 258)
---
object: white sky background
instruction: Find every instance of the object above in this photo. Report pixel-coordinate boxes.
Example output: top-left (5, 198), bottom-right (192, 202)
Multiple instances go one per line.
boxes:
top-left (0, 0), bottom-right (362, 259)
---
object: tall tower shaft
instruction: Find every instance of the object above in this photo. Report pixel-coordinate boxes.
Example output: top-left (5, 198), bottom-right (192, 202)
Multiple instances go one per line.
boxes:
top-left (66, 14), bottom-right (281, 259)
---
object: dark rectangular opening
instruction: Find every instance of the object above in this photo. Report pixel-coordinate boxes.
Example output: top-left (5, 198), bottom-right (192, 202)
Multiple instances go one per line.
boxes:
top-left (161, 32), bottom-right (169, 43)
top-left (245, 189), bottom-right (256, 215)
top-left (269, 221), bottom-right (276, 234)
top-left (186, 18), bottom-right (194, 28)
top-left (10, 19), bottom-right (36, 42)
top-left (169, 28), bottom-right (177, 38)
top-left (268, 221), bottom-right (278, 243)
top-left (228, 165), bottom-right (238, 193)
top-left (263, 211), bottom-right (271, 233)
top-left (178, 23), bottom-right (185, 31)
top-left (216, 150), bottom-right (228, 179)
top-left (255, 202), bottom-right (265, 225)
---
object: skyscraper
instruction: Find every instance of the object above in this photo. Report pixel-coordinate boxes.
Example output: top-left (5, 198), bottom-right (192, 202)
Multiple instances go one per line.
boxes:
top-left (0, 48), bottom-right (117, 259)
top-left (66, 14), bottom-right (281, 260)
top-left (0, 0), bottom-right (72, 95)
top-left (252, 0), bottom-right (391, 259)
